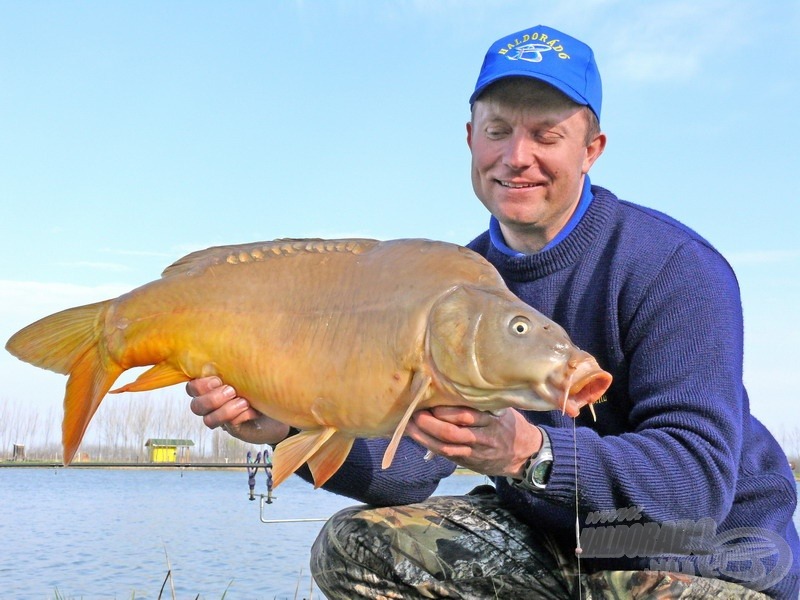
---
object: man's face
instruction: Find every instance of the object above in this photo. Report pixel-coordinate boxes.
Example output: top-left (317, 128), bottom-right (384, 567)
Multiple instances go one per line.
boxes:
top-left (467, 95), bottom-right (605, 253)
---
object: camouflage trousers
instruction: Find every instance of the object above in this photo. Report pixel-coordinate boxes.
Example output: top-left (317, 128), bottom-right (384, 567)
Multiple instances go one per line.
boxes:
top-left (310, 485), bottom-right (770, 599)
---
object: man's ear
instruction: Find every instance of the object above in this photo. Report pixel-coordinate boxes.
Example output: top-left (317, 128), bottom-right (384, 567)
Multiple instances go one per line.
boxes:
top-left (583, 132), bottom-right (607, 174)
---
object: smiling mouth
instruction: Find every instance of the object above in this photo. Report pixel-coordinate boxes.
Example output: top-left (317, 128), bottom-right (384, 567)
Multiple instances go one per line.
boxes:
top-left (498, 180), bottom-right (540, 189)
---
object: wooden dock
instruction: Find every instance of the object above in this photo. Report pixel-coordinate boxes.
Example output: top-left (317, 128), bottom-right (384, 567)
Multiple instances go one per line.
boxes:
top-left (0, 461), bottom-right (266, 469)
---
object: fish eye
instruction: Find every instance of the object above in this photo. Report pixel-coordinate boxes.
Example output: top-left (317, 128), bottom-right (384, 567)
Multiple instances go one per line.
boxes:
top-left (510, 316), bottom-right (531, 336)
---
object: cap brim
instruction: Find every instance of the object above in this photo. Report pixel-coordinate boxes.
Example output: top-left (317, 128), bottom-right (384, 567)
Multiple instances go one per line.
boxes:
top-left (470, 70), bottom-right (589, 108)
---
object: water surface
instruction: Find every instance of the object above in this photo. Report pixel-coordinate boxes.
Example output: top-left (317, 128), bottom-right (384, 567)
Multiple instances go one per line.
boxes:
top-left (3, 468), bottom-right (799, 599)
top-left (0, 467), bottom-right (487, 599)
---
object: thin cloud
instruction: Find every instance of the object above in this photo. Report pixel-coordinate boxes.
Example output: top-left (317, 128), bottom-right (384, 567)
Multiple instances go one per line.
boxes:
top-left (0, 280), bottom-right (129, 327)
top-left (54, 261), bottom-right (132, 272)
top-left (0, 279), bottom-right (129, 298)
top-left (99, 248), bottom-right (176, 258)
top-left (727, 250), bottom-right (800, 266)
top-left (598, 0), bottom-right (750, 83)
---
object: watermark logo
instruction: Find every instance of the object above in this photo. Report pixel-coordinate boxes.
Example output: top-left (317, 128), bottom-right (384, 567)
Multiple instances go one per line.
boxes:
top-left (579, 507), bottom-right (793, 592)
top-left (585, 505), bottom-right (642, 524)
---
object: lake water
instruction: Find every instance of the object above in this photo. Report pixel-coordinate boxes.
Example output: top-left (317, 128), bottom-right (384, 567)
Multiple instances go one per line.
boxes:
top-left (0, 467), bottom-right (488, 599)
top-left (3, 468), bottom-right (799, 599)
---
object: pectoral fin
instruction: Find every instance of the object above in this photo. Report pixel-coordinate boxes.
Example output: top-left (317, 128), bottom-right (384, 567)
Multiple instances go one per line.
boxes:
top-left (109, 362), bottom-right (189, 393)
top-left (381, 371), bottom-right (431, 470)
top-left (271, 428), bottom-right (337, 489)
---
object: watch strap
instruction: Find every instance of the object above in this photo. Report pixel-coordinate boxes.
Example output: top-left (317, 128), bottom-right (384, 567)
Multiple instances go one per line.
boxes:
top-left (508, 427), bottom-right (553, 491)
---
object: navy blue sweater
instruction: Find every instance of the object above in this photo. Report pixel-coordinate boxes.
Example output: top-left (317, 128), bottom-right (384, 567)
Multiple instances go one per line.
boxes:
top-left (311, 187), bottom-right (799, 598)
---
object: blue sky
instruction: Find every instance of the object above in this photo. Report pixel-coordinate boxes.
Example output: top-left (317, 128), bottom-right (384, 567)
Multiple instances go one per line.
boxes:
top-left (1, 1), bottom-right (798, 445)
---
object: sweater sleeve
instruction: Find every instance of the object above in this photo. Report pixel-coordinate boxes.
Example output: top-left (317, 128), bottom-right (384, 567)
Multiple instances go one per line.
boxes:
top-left (504, 240), bottom-right (745, 527)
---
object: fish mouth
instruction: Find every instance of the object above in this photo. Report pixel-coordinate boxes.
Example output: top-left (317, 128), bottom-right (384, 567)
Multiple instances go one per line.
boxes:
top-left (443, 354), bottom-right (612, 418)
top-left (558, 358), bottom-right (613, 418)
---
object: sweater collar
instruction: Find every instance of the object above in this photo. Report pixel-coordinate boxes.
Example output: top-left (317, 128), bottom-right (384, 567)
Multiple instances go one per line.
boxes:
top-left (489, 175), bottom-right (594, 257)
top-left (484, 185), bottom-right (617, 281)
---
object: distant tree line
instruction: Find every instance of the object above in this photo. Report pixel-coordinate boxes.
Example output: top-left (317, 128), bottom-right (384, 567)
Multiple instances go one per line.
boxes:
top-left (0, 393), bottom-right (260, 462)
top-left (3, 395), bottom-right (800, 474)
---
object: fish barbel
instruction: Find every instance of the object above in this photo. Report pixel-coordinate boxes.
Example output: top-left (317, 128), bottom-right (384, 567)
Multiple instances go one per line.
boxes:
top-left (6, 238), bottom-right (612, 488)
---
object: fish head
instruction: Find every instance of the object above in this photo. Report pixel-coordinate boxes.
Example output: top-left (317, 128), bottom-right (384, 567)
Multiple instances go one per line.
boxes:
top-left (428, 286), bottom-right (612, 417)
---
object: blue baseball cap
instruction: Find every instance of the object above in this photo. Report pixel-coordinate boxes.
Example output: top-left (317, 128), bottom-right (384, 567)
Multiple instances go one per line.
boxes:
top-left (470, 25), bottom-right (602, 121)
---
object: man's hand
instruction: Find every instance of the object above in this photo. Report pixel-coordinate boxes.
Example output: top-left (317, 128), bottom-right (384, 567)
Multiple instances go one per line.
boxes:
top-left (406, 406), bottom-right (543, 479)
top-left (187, 376), bottom-right (290, 445)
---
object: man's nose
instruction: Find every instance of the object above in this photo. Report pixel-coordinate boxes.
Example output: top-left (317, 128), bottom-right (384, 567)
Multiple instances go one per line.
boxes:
top-left (503, 133), bottom-right (535, 170)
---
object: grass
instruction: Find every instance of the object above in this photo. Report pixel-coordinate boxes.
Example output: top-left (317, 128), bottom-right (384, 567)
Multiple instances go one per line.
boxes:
top-left (51, 576), bottom-right (311, 600)
top-left (49, 547), bottom-right (314, 600)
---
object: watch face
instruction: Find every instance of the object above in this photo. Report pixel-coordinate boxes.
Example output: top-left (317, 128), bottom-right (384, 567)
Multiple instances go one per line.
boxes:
top-left (532, 460), bottom-right (553, 485)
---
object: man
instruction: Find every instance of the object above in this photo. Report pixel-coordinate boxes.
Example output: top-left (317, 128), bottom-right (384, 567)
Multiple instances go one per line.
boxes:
top-left (188, 25), bottom-right (799, 598)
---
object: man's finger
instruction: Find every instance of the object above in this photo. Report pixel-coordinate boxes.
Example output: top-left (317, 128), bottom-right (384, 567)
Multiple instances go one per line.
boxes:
top-left (186, 376), bottom-right (222, 398)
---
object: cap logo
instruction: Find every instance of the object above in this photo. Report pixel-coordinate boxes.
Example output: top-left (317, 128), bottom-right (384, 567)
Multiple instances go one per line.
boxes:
top-left (506, 43), bottom-right (552, 63)
top-left (498, 32), bottom-right (571, 60)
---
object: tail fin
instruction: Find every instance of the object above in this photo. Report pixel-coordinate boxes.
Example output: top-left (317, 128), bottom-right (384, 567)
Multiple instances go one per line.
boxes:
top-left (6, 301), bottom-right (123, 464)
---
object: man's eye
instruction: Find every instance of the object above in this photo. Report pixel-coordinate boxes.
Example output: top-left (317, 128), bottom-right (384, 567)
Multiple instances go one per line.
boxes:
top-left (535, 132), bottom-right (563, 145)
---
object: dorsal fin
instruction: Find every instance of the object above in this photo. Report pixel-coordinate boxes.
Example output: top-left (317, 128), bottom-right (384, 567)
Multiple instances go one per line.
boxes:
top-left (161, 238), bottom-right (381, 279)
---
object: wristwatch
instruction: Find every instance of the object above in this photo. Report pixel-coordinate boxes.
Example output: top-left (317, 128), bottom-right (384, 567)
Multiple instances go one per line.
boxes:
top-left (509, 428), bottom-right (553, 491)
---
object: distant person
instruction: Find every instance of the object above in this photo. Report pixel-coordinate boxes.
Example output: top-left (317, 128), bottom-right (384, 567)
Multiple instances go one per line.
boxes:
top-left (188, 24), bottom-right (799, 599)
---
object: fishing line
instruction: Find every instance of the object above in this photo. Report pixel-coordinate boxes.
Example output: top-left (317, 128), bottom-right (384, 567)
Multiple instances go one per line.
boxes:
top-left (573, 417), bottom-right (583, 599)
